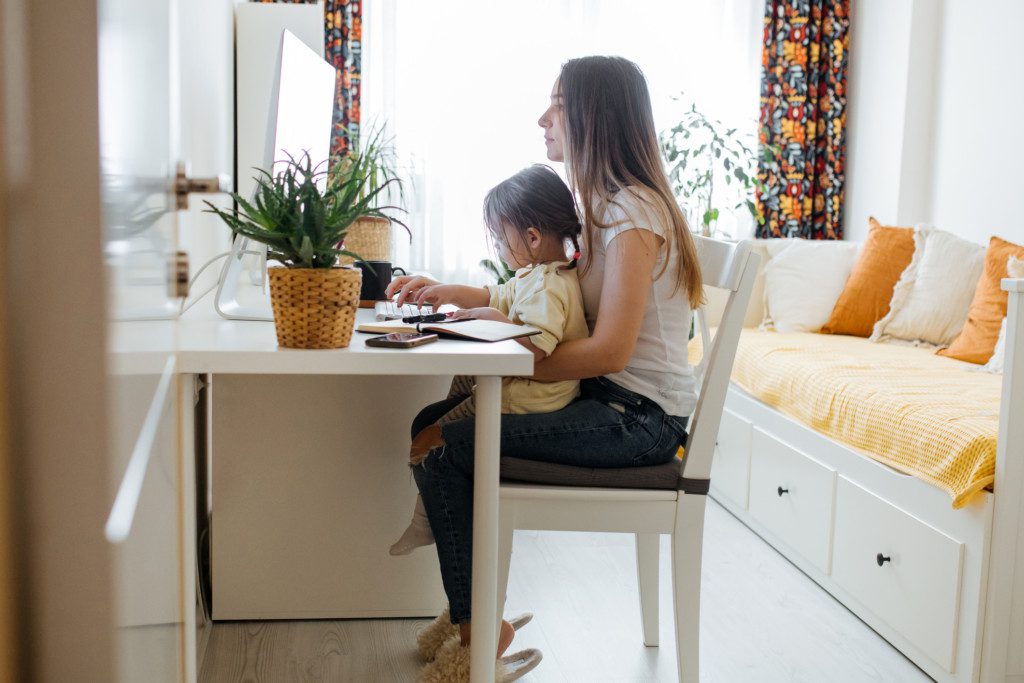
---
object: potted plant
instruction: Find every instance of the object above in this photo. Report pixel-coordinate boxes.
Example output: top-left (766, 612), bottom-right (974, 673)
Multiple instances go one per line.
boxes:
top-left (336, 126), bottom-right (411, 265)
top-left (205, 148), bottom-right (405, 349)
top-left (479, 257), bottom-right (515, 285)
top-left (660, 96), bottom-right (779, 238)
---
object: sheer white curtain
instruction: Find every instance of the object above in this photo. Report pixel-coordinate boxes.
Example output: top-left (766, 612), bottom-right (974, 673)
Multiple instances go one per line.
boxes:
top-left (363, 0), bottom-right (762, 284)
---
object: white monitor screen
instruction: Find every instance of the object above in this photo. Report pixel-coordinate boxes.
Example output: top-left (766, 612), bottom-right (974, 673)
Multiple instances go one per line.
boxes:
top-left (216, 28), bottom-right (336, 321)
top-left (265, 29), bottom-right (336, 183)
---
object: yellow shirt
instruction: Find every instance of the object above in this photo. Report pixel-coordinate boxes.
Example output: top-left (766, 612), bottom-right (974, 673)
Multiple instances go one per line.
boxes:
top-left (486, 262), bottom-right (589, 414)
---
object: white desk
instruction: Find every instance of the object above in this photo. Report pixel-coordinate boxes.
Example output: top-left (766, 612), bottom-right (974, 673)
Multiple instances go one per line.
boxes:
top-left (115, 308), bottom-right (532, 682)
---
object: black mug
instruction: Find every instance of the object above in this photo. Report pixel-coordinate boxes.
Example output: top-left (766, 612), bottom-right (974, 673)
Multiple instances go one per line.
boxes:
top-left (356, 260), bottom-right (407, 305)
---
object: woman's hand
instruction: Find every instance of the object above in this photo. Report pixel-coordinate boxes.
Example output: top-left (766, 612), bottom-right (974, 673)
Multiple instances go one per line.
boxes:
top-left (451, 307), bottom-right (512, 324)
top-left (386, 275), bottom-right (441, 306)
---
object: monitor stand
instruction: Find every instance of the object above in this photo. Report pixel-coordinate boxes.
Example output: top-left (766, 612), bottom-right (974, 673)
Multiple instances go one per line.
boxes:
top-left (214, 234), bottom-right (274, 321)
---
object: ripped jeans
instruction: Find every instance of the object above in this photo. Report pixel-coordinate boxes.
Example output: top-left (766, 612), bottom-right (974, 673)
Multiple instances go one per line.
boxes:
top-left (410, 376), bottom-right (689, 624)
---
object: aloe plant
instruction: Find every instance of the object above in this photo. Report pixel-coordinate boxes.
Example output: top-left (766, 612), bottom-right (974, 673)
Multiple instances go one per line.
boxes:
top-left (205, 133), bottom-right (408, 269)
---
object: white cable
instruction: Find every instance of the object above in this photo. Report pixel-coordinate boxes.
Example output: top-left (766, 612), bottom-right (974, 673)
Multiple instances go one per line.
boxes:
top-left (180, 281), bottom-right (220, 315)
top-left (179, 251), bottom-right (232, 314)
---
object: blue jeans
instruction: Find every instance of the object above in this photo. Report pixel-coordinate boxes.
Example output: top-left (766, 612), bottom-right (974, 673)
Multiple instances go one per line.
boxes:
top-left (411, 376), bottom-right (689, 624)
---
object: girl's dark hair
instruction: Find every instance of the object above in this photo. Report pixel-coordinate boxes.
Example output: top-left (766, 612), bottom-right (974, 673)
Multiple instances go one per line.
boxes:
top-left (559, 55), bottom-right (703, 307)
top-left (483, 164), bottom-right (583, 269)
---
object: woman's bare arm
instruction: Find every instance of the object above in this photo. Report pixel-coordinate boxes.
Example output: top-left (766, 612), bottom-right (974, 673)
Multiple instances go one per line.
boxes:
top-left (532, 229), bottom-right (662, 381)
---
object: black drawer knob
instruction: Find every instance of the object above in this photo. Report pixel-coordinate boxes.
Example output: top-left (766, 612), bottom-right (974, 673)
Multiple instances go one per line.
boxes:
top-left (777, 486), bottom-right (789, 497)
top-left (876, 553), bottom-right (891, 567)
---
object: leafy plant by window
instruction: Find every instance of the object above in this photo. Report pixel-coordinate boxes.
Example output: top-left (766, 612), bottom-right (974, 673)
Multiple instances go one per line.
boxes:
top-left (660, 95), bottom-right (779, 238)
top-left (479, 257), bottom-right (515, 285)
top-left (205, 131), bottom-right (408, 269)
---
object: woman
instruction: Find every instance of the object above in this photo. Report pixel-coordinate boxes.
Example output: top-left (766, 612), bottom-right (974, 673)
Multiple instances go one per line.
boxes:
top-left (386, 55), bottom-right (702, 681)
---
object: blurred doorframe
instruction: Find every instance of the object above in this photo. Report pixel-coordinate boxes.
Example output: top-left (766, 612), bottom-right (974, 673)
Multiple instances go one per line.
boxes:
top-left (0, 0), bottom-right (115, 681)
top-left (0, 7), bottom-right (16, 677)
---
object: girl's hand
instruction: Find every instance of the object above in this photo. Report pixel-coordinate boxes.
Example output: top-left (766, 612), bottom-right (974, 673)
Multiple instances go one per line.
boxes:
top-left (451, 307), bottom-right (512, 324)
top-left (413, 284), bottom-right (473, 308)
top-left (386, 275), bottom-right (441, 306)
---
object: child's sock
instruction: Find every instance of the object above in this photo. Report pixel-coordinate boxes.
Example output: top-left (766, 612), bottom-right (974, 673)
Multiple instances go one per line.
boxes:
top-left (389, 495), bottom-right (435, 555)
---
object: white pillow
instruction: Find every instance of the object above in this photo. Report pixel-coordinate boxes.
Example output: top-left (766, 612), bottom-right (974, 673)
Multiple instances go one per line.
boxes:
top-left (871, 228), bottom-right (985, 347)
top-left (980, 255), bottom-right (1024, 373)
top-left (761, 239), bottom-right (860, 333)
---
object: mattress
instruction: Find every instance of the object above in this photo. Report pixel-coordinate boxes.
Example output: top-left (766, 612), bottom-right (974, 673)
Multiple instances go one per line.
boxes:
top-left (697, 329), bottom-right (1000, 508)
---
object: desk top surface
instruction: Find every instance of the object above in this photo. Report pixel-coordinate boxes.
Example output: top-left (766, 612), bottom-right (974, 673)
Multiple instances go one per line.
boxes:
top-left (111, 307), bottom-right (534, 377)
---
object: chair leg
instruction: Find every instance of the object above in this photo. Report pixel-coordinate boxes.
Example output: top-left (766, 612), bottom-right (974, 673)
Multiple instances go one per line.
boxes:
top-left (635, 532), bottom-right (660, 647)
top-left (672, 495), bottom-right (707, 683)
top-left (497, 502), bottom-right (516, 614)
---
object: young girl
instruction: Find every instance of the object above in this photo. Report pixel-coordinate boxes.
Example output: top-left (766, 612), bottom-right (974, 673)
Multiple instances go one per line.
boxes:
top-left (389, 163), bottom-right (588, 556)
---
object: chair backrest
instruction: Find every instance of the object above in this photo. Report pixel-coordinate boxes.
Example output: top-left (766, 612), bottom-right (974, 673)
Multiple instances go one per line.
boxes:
top-left (680, 237), bottom-right (760, 486)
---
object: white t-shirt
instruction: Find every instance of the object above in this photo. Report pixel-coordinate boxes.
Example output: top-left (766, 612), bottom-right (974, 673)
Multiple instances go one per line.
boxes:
top-left (578, 187), bottom-right (697, 417)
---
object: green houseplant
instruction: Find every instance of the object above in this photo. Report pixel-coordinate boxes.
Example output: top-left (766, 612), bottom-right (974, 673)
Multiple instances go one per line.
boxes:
top-left (660, 97), bottom-right (778, 238)
top-left (336, 126), bottom-right (410, 265)
top-left (479, 257), bottom-right (515, 285)
top-left (205, 145), bottom-right (405, 349)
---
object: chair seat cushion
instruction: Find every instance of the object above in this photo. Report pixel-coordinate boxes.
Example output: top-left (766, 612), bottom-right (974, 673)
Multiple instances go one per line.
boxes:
top-left (500, 456), bottom-right (682, 490)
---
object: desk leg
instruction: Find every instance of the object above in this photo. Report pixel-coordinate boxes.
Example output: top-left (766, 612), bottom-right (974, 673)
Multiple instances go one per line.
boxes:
top-left (470, 375), bottom-right (501, 683)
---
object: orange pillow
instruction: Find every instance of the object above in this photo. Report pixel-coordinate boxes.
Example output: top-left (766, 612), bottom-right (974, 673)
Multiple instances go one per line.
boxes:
top-left (938, 236), bottom-right (1024, 364)
top-left (821, 217), bottom-right (916, 337)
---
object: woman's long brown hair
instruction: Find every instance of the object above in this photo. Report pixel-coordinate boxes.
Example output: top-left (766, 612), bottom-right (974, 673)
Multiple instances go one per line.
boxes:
top-left (559, 55), bottom-right (703, 309)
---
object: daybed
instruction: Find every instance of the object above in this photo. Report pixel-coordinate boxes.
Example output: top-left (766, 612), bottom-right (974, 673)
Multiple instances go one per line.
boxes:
top-left (699, 239), bottom-right (1024, 683)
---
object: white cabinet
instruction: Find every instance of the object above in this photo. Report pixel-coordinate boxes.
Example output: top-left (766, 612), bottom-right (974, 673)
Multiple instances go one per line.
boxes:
top-left (709, 408), bottom-right (752, 510)
top-left (748, 427), bottom-right (836, 574)
top-left (210, 374), bottom-right (450, 620)
top-left (832, 477), bottom-right (964, 673)
top-left (107, 366), bottom-right (187, 683)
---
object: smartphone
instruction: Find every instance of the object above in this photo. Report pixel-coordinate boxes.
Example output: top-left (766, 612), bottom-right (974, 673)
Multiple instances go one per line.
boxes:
top-left (365, 332), bottom-right (439, 348)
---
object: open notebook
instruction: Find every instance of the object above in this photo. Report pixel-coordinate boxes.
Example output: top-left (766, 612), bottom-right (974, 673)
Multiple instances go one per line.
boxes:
top-left (356, 318), bottom-right (541, 343)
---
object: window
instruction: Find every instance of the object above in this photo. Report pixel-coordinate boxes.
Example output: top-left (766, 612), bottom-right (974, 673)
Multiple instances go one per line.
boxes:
top-left (364, 0), bottom-right (762, 283)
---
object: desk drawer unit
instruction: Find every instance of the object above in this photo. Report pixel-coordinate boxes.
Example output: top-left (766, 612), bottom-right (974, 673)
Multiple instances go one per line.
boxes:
top-left (749, 428), bottom-right (836, 573)
top-left (709, 408), bottom-right (752, 510)
top-left (832, 477), bottom-right (964, 673)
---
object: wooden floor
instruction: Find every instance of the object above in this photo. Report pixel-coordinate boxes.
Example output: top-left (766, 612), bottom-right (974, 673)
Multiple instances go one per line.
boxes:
top-left (199, 498), bottom-right (932, 682)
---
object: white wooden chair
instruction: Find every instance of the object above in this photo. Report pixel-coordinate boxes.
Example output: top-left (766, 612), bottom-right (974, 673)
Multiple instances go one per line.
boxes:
top-left (496, 236), bottom-right (760, 682)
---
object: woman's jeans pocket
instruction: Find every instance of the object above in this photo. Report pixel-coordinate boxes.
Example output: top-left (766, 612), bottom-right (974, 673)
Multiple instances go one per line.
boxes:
top-left (582, 377), bottom-right (688, 465)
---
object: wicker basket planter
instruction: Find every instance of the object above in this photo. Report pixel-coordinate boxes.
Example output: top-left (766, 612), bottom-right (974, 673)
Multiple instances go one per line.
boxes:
top-left (338, 216), bottom-right (391, 265)
top-left (267, 266), bottom-right (362, 349)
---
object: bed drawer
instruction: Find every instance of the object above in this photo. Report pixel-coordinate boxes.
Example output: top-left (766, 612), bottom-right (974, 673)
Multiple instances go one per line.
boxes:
top-left (749, 428), bottom-right (836, 573)
top-left (832, 477), bottom-right (963, 673)
top-left (710, 408), bottom-right (752, 509)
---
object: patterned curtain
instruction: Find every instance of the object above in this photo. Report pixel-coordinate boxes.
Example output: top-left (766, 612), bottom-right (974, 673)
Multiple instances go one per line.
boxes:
top-left (254, 0), bottom-right (362, 161)
top-left (756, 0), bottom-right (850, 239)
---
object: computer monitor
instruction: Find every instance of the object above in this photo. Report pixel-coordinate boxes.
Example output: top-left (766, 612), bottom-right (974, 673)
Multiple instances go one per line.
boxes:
top-left (215, 28), bottom-right (335, 321)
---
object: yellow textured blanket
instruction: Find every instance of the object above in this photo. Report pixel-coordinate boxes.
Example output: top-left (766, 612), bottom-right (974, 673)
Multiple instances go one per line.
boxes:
top-left (696, 330), bottom-right (1000, 508)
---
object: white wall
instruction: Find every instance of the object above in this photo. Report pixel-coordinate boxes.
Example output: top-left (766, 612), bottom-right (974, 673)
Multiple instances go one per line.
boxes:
top-left (844, 0), bottom-right (1024, 246)
top-left (843, 0), bottom-right (914, 241)
top-left (928, 0), bottom-right (1024, 246)
top-left (178, 0), bottom-right (236, 299)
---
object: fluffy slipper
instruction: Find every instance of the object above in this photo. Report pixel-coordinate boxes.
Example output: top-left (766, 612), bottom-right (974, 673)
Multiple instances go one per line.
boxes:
top-left (417, 608), bottom-right (458, 662)
top-left (418, 636), bottom-right (542, 682)
top-left (500, 647), bottom-right (544, 681)
top-left (417, 610), bottom-right (535, 662)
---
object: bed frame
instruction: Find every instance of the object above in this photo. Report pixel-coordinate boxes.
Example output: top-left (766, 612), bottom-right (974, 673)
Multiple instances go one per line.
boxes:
top-left (702, 252), bottom-right (1024, 682)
